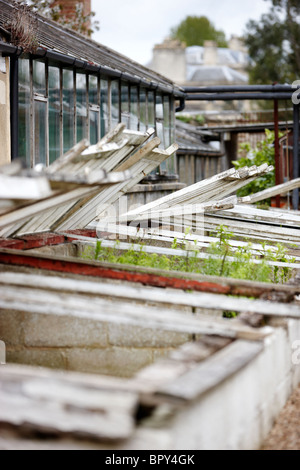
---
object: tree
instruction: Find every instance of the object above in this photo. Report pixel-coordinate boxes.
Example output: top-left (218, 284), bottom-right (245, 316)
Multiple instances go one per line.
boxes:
top-left (27, 1), bottom-right (99, 37)
top-left (245, 0), bottom-right (300, 84)
top-left (170, 16), bottom-right (227, 48)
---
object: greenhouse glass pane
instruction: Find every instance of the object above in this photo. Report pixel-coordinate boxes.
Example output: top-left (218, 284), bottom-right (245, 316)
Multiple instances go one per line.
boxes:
top-left (63, 70), bottom-right (74, 153)
top-left (121, 82), bottom-right (130, 128)
top-left (111, 79), bottom-right (120, 129)
top-left (76, 73), bottom-right (87, 143)
top-left (163, 95), bottom-right (171, 148)
top-left (33, 61), bottom-right (46, 95)
top-left (139, 88), bottom-right (147, 132)
top-left (147, 91), bottom-right (155, 129)
top-left (100, 78), bottom-right (109, 136)
top-left (89, 110), bottom-right (99, 145)
top-left (48, 66), bottom-right (60, 163)
top-left (89, 75), bottom-right (98, 104)
top-left (130, 86), bottom-right (139, 131)
top-left (34, 101), bottom-right (47, 165)
top-left (18, 59), bottom-right (31, 167)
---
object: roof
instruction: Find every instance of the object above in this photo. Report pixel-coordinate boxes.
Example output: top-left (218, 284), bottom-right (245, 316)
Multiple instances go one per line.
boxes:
top-left (0, 0), bottom-right (183, 95)
top-left (176, 120), bottom-right (222, 155)
top-left (186, 45), bottom-right (249, 85)
top-left (186, 46), bottom-right (249, 67)
top-left (188, 66), bottom-right (248, 85)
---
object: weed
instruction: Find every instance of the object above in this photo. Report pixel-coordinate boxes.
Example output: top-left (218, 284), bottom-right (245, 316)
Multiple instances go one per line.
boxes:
top-left (233, 130), bottom-right (284, 204)
top-left (81, 225), bottom-right (294, 285)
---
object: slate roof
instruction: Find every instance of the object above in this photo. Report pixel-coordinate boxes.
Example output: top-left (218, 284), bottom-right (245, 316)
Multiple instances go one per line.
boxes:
top-left (0, 0), bottom-right (183, 94)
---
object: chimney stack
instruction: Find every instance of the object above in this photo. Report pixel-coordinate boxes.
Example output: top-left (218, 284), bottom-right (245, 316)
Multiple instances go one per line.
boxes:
top-left (203, 41), bottom-right (218, 66)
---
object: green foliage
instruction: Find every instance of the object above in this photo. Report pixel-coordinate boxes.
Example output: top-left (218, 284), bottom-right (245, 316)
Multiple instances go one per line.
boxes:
top-left (232, 130), bottom-right (280, 200)
top-left (176, 115), bottom-right (205, 126)
top-left (245, 0), bottom-right (300, 83)
top-left (26, 0), bottom-right (99, 36)
top-left (170, 16), bottom-right (227, 48)
top-left (202, 225), bottom-right (294, 284)
top-left (81, 225), bottom-right (294, 285)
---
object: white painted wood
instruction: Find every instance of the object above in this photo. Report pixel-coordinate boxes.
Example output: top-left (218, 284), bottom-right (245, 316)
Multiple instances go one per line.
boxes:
top-left (0, 170), bottom-right (131, 233)
top-left (88, 222), bottom-right (300, 258)
top-left (0, 271), bottom-right (293, 327)
top-left (0, 283), bottom-right (273, 339)
top-left (0, 175), bottom-right (51, 200)
top-left (56, 143), bottom-right (179, 231)
top-left (15, 127), bottom-right (156, 235)
top-left (211, 205), bottom-right (300, 228)
top-left (125, 165), bottom-right (273, 218)
top-left (156, 340), bottom-right (263, 402)
top-left (0, 366), bottom-right (138, 441)
top-left (239, 177), bottom-right (300, 204)
top-left (47, 139), bottom-right (90, 174)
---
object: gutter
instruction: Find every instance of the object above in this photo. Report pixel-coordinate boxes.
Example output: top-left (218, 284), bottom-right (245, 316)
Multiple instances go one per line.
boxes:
top-left (0, 41), bottom-right (185, 98)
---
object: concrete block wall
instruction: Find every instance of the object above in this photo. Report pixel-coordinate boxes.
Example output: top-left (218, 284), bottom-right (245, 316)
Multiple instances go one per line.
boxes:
top-left (0, 309), bottom-right (192, 377)
top-left (129, 318), bottom-right (300, 450)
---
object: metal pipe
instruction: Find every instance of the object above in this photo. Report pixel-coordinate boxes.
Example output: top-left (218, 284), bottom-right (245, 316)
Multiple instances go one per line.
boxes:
top-left (185, 93), bottom-right (294, 101)
top-left (176, 97), bottom-right (186, 113)
top-left (293, 104), bottom-right (300, 210)
top-left (184, 85), bottom-right (297, 93)
top-left (274, 100), bottom-right (281, 208)
top-left (10, 55), bottom-right (19, 161)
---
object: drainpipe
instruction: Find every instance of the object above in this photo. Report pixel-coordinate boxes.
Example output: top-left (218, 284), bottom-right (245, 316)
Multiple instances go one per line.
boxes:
top-left (175, 97), bottom-right (186, 113)
top-left (10, 55), bottom-right (19, 161)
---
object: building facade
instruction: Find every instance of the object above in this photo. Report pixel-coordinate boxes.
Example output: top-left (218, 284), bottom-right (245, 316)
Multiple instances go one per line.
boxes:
top-left (150, 37), bottom-right (249, 87)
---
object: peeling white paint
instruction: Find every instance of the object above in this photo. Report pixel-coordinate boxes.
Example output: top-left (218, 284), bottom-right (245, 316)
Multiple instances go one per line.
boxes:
top-left (0, 56), bottom-right (6, 74)
top-left (0, 81), bottom-right (6, 105)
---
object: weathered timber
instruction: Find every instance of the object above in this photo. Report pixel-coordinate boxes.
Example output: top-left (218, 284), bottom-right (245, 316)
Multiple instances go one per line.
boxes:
top-left (155, 340), bottom-right (264, 403)
top-left (0, 364), bottom-right (138, 442)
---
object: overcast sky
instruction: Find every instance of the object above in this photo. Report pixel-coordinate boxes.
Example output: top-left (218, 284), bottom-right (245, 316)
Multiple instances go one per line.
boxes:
top-left (91, 0), bottom-right (271, 65)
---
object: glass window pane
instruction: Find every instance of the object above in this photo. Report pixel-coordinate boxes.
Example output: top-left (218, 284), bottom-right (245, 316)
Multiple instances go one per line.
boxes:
top-left (139, 88), bottom-right (147, 133)
top-left (48, 66), bottom-right (60, 164)
top-left (170, 95), bottom-right (176, 175)
top-left (111, 79), bottom-right (120, 129)
top-left (63, 70), bottom-right (74, 153)
top-left (89, 75), bottom-right (98, 104)
top-left (163, 95), bottom-right (171, 148)
top-left (76, 73), bottom-right (87, 142)
top-left (100, 78), bottom-right (109, 137)
top-left (170, 96), bottom-right (175, 144)
top-left (156, 93), bottom-right (166, 173)
top-left (130, 86), bottom-right (139, 131)
top-left (18, 59), bottom-right (31, 167)
top-left (156, 93), bottom-right (164, 147)
top-left (90, 110), bottom-right (99, 145)
top-left (34, 101), bottom-right (47, 165)
top-left (147, 91), bottom-right (155, 129)
top-left (33, 61), bottom-right (46, 95)
top-left (121, 81), bottom-right (129, 128)
top-left (164, 96), bottom-right (175, 174)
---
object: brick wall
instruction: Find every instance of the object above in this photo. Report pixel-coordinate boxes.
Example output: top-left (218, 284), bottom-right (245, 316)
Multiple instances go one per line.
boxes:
top-left (51, 0), bottom-right (91, 34)
top-left (52, 0), bottom-right (91, 18)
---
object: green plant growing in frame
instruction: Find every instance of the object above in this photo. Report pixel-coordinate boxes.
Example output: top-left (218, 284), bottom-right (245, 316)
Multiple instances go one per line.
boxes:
top-left (233, 129), bottom-right (284, 203)
top-left (81, 225), bottom-right (295, 285)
